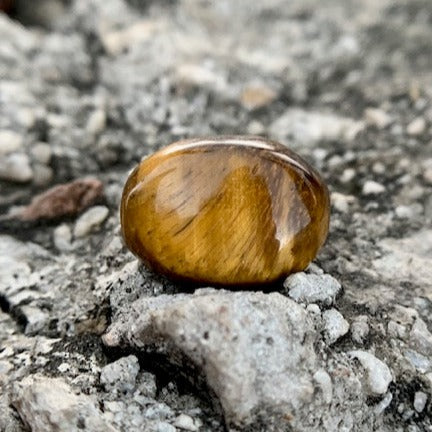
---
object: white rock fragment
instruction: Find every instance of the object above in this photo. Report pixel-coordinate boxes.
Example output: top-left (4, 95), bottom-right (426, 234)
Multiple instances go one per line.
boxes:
top-left (0, 153), bottom-right (33, 183)
top-left (86, 109), bottom-right (107, 135)
top-left (364, 107), bottom-right (392, 129)
top-left (19, 305), bottom-right (48, 334)
top-left (155, 422), bottom-right (176, 432)
top-left (409, 318), bottom-right (432, 356)
top-left (323, 309), bottom-right (350, 344)
top-left (413, 391), bottom-right (427, 413)
top-left (351, 315), bottom-right (370, 344)
top-left (100, 355), bottom-right (140, 394)
top-left (404, 349), bottom-right (431, 373)
top-left (270, 108), bottom-right (363, 145)
top-left (101, 20), bottom-right (163, 56)
top-left (349, 351), bottom-right (392, 395)
top-left (362, 180), bottom-right (385, 195)
top-left (173, 414), bottom-right (199, 431)
top-left (32, 163), bottom-right (53, 186)
top-left (0, 130), bottom-right (24, 154)
top-left (313, 369), bottom-right (333, 404)
top-left (407, 117), bottom-right (426, 136)
top-left (331, 192), bottom-right (356, 213)
top-left (12, 375), bottom-right (117, 432)
top-left (374, 392), bottom-right (393, 415)
top-left (285, 272), bottom-right (342, 306)
top-left (31, 143), bottom-right (51, 164)
top-left (74, 206), bottom-right (109, 238)
top-left (340, 167), bottom-right (356, 183)
top-left (53, 224), bottom-right (72, 251)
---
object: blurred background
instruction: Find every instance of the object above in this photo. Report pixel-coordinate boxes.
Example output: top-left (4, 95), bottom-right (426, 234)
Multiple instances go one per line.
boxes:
top-left (1, 2), bottom-right (432, 431)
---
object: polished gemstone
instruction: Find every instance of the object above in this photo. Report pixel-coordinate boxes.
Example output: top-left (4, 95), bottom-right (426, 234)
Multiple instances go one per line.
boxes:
top-left (121, 136), bottom-right (330, 286)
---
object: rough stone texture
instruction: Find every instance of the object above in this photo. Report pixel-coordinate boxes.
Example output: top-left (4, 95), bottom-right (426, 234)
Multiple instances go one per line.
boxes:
top-left (0, 0), bottom-right (432, 431)
top-left (284, 272), bottom-right (342, 306)
top-left (103, 290), bottom-right (319, 428)
top-left (12, 375), bottom-right (117, 432)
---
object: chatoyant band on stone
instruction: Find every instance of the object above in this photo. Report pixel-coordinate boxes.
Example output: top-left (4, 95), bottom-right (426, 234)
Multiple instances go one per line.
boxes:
top-left (120, 136), bottom-right (330, 286)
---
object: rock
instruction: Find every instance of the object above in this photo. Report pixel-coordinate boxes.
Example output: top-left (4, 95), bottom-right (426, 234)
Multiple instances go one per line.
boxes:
top-left (53, 223), bottom-right (73, 251)
top-left (137, 372), bottom-right (157, 398)
top-left (409, 318), bottom-right (432, 357)
top-left (121, 137), bottom-right (330, 286)
top-left (364, 108), bottom-right (392, 129)
top-left (12, 375), bottom-right (117, 432)
top-left (331, 192), bottom-right (356, 213)
top-left (103, 290), bottom-right (317, 428)
top-left (404, 350), bottom-right (431, 373)
top-left (0, 130), bottom-right (24, 154)
top-left (313, 369), bottom-right (333, 404)
top-left (0, 153), bottom-right (33, 183)
top-left (413, 391), bottom-right (427, 413)
top-left (270, 109), bottom-right (363, 145)
top-left (154, 422), bottom-right (176, 432)
top-left (31, 142), bottom-right (52, 164)
top-left (19, 178), bottom-right (104, 221)
top-left (100, 355), bottom-right (140, 394)
top-left (351, 316), bottom-right (370, 344)
top-left (101, 20), bottom-right (163, 56)
top-left (349, 351), bottom-right (392, 395)
top-left (240, 83), bottom-right (277, 110)
top-left (32, 163), bottom-right (53, 186)
top-left (173, 414), bottom-right (199, 431)
top-left (407, 117), bottom-right (426, 136)
top-left (86, 109), bottom-right (107, 136)
top-left (362, 180), bottom-right (386, 195)
top-left (340, 168), bottom-right (356, 183)
top-left (284, 272), bottom-right (342, 306)
top-left (74, 205), bottom-right (109, 238)
top-left (323, 309), bottom-right (350, 344)
top-left (19, 305), bottom-right (49, 334)
top-left (373, 230), bottom-right (432, 286)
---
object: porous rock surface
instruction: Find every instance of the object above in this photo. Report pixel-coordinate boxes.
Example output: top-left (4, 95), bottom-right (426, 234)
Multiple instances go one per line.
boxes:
top-left (1, 0), bottom-right (432, 431)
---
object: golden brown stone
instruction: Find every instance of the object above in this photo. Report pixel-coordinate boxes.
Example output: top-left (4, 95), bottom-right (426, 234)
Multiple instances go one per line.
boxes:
top-left (121, 136), bottom-right (330, 286)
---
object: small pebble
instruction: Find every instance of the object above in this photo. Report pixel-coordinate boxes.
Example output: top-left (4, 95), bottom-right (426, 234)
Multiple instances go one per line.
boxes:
top-left (313, 369), bottom-right (333, 404)
top-left (351, 315), bottom-right (369, 344)
top-left (364, 107), bottom-right (392, 129)
top-left (285, 272), bottom-right (341, 306)
top-left (340, 168), bottom-right (356, 183)
top-left (0, 130), bottom-right (24, 154)
top-left (86, 109), bottom-right (107, 135)
top-left (331, 192), bottom-right (355, 213)
top-left (74, 205), bottom-right (109, 238)
top-left (0, 153), bottom-right (33, 183)
top-left (155, 422), bottom-right (176, 432)
top-left (413, 391), bottom-right (427, 413)
top-left (362, 180), bottom-right (385, 195)
top-left (407, 117), bottom-right (426, 136)
top-left (240, 84), bottom-right (277, 110)
top-left (32, 163), bottom-right (53, 186)
top-left (53, 224), bottom-right (72, 251)
top-left (323, 309), bottom-right (350, 344)
top-left (173, 414), bottom-right (198, 431)
top-left (349, 350), bottom-right (392, 395)
top-left (100, 355), bottom-right (140, 394)
top-left (31, 142), bottom-right (52, 164)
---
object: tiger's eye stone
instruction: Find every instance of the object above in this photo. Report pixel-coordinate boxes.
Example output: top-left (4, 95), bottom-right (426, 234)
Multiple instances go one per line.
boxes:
top-left (121, 136), bottom-right (330, 286)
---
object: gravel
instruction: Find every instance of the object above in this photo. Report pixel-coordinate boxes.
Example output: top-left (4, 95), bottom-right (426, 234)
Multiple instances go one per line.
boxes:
top-left (349, 351), bottom-right (393, 396)
top-left (285, 272), bottom-right (342, 306)
top-left (1, 0), bottom-right (431, 430)
top-left (322, 309), bottom-right (350, 345)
